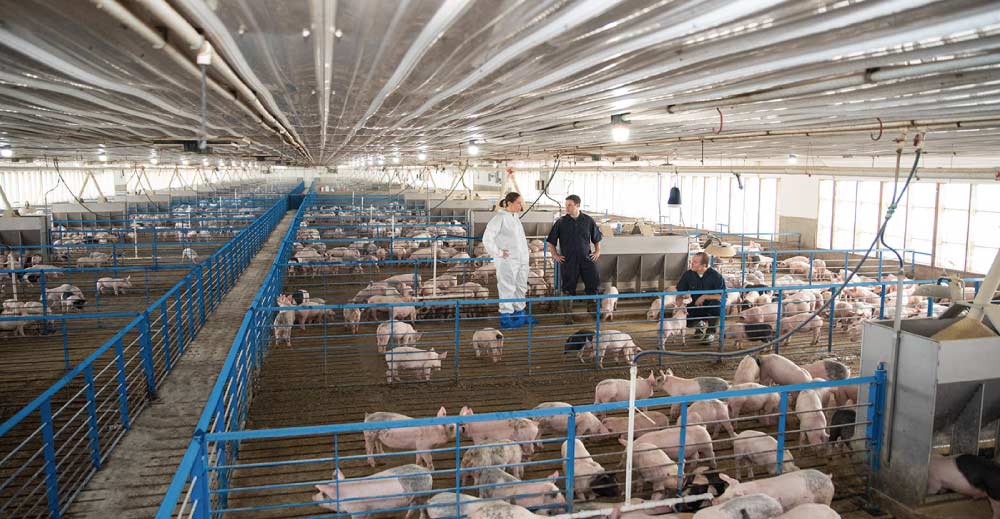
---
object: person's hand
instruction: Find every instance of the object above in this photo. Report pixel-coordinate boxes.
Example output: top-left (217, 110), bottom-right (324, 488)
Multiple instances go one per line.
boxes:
top-left (589, 250), bottom-right (601, 261)
top-left (553, 253), bottom-right (565, 264)
top-left (694, 295), bottom-right (705, 306)
top-left (501, 249), bottom-right (510, 258)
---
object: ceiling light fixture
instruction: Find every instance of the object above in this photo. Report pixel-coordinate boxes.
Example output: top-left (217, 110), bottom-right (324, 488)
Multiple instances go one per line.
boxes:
top-left (611, 113), bottom-right (631, 143)
top-left (467, 141), bottom-right (480, 156)
top-left (202, 158), bottom-right (210, 166)
top-left (149, 157), bottom-right (158, 165)
top-left (417, 152), bottom-right (427, 161)
top-left (787, 154), bottom-right (798, 165)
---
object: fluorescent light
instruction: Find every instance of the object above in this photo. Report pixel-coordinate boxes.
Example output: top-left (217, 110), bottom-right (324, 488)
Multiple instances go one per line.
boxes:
top-left (181, 158), bottom-right (189, 166)
top-left (149, 157), bottom-right (158, 165)
top-left (392, 156), bottom-right (400, 164)
top-left (202, 158), bottom-right (210, 166)
top-left (787, 154), bottom-right (798, 165)
top-left (611, 113), bottom-right (630, 143)
top-left (98, 154), bottom-right (108, 162)
top-left (417, 152), bottom-right (427, 161)
top-left (468, 142), bottom-right (479, 156)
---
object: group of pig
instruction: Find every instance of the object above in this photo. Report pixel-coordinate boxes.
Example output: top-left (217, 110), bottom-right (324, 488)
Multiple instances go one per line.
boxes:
top-left (1, 277), bottom-right (134, 336)
top-left (312, 374), bottom-right (845, 519)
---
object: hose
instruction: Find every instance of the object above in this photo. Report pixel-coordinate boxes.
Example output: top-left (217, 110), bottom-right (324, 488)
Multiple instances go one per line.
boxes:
top-left (428, 163), bottom-right (469, 211)
top-left (521, 156), bottom-right (561, 218)
top-left (634, 144), bottom-right (924, 362)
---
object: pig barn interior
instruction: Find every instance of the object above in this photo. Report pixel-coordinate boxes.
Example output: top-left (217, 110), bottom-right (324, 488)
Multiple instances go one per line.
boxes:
top-left (1, 2), bottom-right (1000, 519)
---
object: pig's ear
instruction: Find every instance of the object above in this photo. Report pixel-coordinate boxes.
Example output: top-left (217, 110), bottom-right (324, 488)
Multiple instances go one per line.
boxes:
top-left (549, 471), bottom-right (560, 480)
top-left (437, 406), bottom-right (446, 417)
top-left (335, 469), bottom-right (345, 481)
top-left (438, 350), bottom-right (447, 360)
top-left (719, 473), bottom-right (739, 486)
top-left (460, 406), bottom-right (471, 415)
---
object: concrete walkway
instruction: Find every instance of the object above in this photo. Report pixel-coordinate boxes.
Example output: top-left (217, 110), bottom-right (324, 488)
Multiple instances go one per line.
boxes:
top-left (65, 212), bottom-right (293, 519)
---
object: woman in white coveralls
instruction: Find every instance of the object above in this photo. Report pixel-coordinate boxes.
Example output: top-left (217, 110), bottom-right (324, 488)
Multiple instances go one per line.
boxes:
top-left (481, 192), bottom-right (538, 329)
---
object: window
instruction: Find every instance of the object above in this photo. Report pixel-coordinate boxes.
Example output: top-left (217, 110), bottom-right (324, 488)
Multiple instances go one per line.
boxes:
top-left (936, 183), bottom-right (970, 271)
top-left (832, 181), bottom-right (857, 249)
top-left (759, 178), bottom-right (777, 234)
top-left (855, 181), bottom-right (881, 249)
top-left (906, 182), bottom-right (937, 263)
top-left (970, 184), bottom-right (1000, 274)
top-left (818, 180), bottom-right (834, 249)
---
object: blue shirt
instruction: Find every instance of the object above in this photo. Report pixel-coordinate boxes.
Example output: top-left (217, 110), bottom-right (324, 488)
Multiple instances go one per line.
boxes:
top-left (545, 212), bottom-right (602, 259)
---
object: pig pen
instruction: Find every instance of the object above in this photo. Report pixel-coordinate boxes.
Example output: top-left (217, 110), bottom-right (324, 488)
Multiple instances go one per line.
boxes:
top-left (223, 274), bottom-right (911, 516)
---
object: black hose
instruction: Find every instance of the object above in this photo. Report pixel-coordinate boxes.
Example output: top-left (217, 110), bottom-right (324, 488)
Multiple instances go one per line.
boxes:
top-left (521, 156), bottom-right (561, 218)
top-left (429, 163), bottom-right (469, 211)
top-left (634, 147), bottom-right (923, 362)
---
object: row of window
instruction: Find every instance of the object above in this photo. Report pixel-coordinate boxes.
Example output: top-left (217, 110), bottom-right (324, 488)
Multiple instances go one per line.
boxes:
top-left (1, 169), bottom-right (218, 208)
top-left (510, 170), bottom-right (779, 236)
top-left (818, 179), bottom-right (1000, 274)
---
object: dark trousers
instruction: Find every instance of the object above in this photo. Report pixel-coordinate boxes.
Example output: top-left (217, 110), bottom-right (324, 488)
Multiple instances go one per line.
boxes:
top-left (560, 257), bottom-right (600, 296)
top-left (687, 307), bottom-right (720, 335)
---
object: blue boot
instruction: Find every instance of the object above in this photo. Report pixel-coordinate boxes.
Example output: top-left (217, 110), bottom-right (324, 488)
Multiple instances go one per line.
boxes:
top-left (499, 313), bottom-right (520, 329)
top-left (513, 310), bottom-right (538, 326)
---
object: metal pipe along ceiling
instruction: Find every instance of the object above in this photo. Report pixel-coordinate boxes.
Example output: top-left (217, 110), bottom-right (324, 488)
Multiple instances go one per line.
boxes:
top-left (0, 0), bottom-right (999, 165)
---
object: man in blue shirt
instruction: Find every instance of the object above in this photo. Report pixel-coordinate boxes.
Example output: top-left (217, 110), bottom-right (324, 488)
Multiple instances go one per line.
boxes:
top-left (676, 252), bottom-right (726, 343)
top-left (546, 195), bottom-right (603, 323)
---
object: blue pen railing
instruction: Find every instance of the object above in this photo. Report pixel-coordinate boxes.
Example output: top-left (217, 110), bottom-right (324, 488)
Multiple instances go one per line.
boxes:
top-left (0, 181), bottom-right (301, 519)
top-left (152, 193), bottom-right (906, 518)
top-left (158, 365), bottom-right (886, 517)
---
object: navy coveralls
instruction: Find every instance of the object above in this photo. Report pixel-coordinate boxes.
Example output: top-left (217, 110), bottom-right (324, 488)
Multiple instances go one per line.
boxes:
top-left (546, 213), bottom-right (603, 295)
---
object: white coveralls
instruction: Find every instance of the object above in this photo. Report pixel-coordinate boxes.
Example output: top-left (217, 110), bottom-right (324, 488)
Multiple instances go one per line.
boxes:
top-left (482, 210), bottom-right (529, 314)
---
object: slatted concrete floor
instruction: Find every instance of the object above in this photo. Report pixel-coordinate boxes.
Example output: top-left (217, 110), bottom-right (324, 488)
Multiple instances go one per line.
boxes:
top-left (63, 212), bottom-right (294, 519)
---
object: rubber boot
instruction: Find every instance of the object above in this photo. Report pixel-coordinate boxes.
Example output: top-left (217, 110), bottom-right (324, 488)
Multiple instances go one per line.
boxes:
top-left (513, 310), bottom-right (538, 326)
top-left (499, 313), bottom-right (520, 329)
top-left (560, 296), bottom-right (575, 325)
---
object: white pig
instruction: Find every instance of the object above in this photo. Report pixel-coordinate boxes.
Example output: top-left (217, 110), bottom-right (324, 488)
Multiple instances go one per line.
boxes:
top-left (620, 440), bottom-right (680, 497)
top-left (561, 439), bottom-right (618, 501)
top-left (460, 406), bottom-right (542, 458)
top-left (532, 402), bottom-right (604, 438)
top-left (363, 407), bottom-right (455, 470)
top-left (601, 411), bottom-right (670, 439)
top-left (636, 424), bottom-right (716, 468)
top-left (713, 470), bottom-right (834, 509)
top-left (780, 313), bottom-right (824, 346)
top-left (477, 468), bottom-right (567, 513)
top-left (96, 276), bottom-right (132, 295)
top-left (181, 247), bottom-right (199, 263)
top-left (385, 346), bottom-right (446, 382)
top-left (594, 372), bottom-right (657, 406)
top-left (0, 310), bottom-right (28, 337)
top-left (312, 464), bottom-right (432, 519)
top-left (732, 430), bottom-right (798, 478)
top-left (795, 390), bottom-right (829, 454)
top-left (727, 383), bottom-right (781, 425)
top-left (693, 493), bottom-right (784, 519)
top-left (733, 355), bottom-right (760, 384)
top-left (344, 307), bottom-right (362, 334)
top-left (688, 399), bottom-right (737, 438)
top-left (758, 354), bottom-right (813, 386)
top-left (601, 286), bottom-right (619, 321)
top-left (376, 321), bottom-right (422, 352)
top-left (472, 328), bottom-right (504, 363)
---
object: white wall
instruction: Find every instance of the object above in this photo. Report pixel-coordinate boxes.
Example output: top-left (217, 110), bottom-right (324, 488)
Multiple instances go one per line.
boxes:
top-left (777, 175), bottom-right (820, 219)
